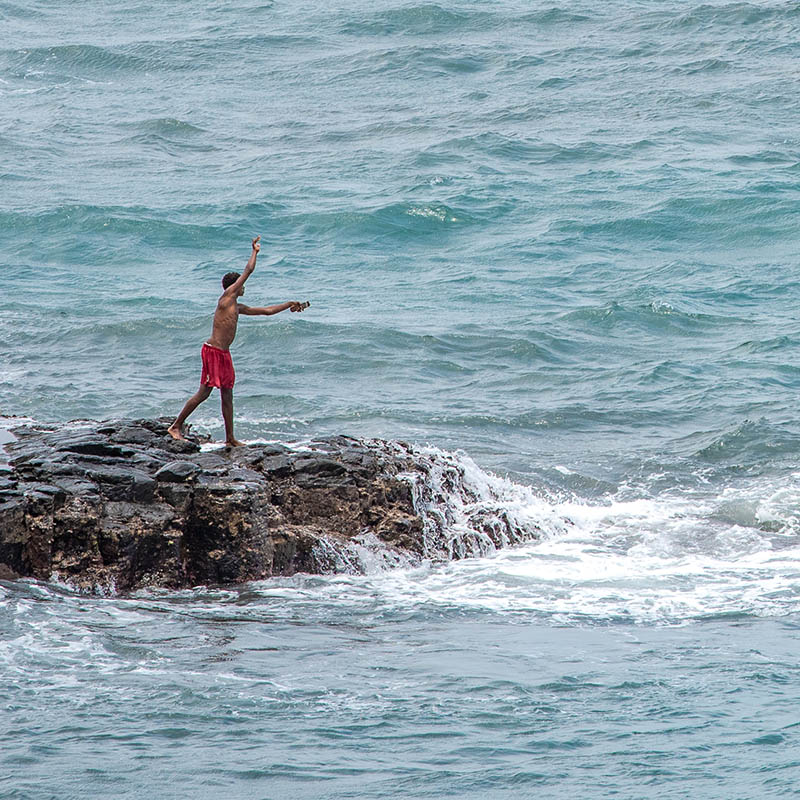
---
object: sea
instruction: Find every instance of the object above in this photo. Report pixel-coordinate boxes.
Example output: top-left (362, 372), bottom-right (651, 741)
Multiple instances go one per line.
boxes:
top-left (2, 0), bottom-right (800, 797)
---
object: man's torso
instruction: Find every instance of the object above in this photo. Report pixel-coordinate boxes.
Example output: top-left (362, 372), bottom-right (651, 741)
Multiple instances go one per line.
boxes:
top-left (205, 295), bottom-right (239, 350)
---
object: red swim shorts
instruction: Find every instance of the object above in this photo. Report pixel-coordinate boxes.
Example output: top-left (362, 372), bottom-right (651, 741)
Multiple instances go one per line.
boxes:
top-left (200, 343), bottom-right (235, 389)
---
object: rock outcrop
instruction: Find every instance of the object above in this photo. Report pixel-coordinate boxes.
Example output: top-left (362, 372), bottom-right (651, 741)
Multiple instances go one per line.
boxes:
top-left (0, 418), bottom-right (547, 592)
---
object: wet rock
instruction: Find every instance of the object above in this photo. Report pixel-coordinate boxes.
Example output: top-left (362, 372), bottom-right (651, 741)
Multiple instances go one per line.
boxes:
top-left (292, 457), bottom-right (350, 489)
top-left (260, 444), bottom-right (289, 457)
top-left (83, 465), bottom-right (156, 502)
top-left (155, 461), bottom-right (200, 483)
top-left (52, 436), bottom-right (133, 459)
top-left (260, 455), bottom-right (292, 477)
top-left (20, 482), bottom-right (67, 501)
top-left (0, 417), bottom-right (546, 593)
top-left (293, 457), bottom-right (348, 476)
top-left (111, 425), bottom-right (161, 446)
top-left (162, 437), bottom-right (201, 455)
top-left (193, 453), bottom-right (231, 472)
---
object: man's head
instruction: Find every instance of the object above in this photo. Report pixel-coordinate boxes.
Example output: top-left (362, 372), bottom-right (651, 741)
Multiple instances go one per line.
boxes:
top-left (222, 272), bottom-right (244, 295)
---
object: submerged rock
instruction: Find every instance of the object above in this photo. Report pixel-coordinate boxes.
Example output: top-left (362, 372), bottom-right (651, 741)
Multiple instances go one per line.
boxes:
top-left (0, 418), bottom-right (551, 593)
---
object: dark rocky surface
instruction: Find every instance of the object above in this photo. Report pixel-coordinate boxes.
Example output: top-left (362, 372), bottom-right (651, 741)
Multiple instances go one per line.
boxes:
top-left (0, 418), bottom-right (546, 592)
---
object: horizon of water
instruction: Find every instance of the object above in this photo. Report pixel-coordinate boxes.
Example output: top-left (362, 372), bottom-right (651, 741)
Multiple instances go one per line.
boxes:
top-left (3, 1), bottom-right (800, 797)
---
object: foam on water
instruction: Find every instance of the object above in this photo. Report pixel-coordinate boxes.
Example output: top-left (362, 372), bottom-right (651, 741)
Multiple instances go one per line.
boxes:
top-left (267, 446), bottom-right (800, 625)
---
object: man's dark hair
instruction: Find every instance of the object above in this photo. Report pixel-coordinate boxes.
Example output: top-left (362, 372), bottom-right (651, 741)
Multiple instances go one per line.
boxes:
top-left (222, 272), bottom-right (240, 290)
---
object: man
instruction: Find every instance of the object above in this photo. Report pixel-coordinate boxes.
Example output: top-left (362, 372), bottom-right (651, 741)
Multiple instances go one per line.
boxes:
top-left (168, 236), bottom-right (305, 446)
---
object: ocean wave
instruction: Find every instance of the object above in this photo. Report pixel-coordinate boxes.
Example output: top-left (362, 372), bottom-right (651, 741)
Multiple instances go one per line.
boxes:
top-left (418, 131), bottom-right (622, 167)
top-left (121, 132), bottom-right (219, 155)
top-left (285, 201), bottom-right (473, 240)
top-left (122, 117), bottom-right (209, 137)
top-left (693, 419), bottom-right (800, 465)
top-left (260, 452), bottom-right (800, 624)
top-left (314, 42), bottom-right (497, 82)
top-left (557, 301), bottom-right (744, 333)
top-left (3, 31), bottom-right (322, 85)
top-left (551, 194), bottom-right (800, 245)
top-left (518, 8), bottom-right (592, 25)
top-left (338, 4), bottom-right (490, 37)
top-left (5, 200), bottom-right (475, 243)
top-left (0, 2), bottom-right (48, 19)
top-left (237, 322), bottom-right (577, 373)
top-left (727, 149), bottom-right (798, 165)
top-left (673, 57), bottom-right (732, 75)
top-left (729, 334), bottom-right (800, 355)
top-left (661, 2), bottom-right (800, 31)
top-left (4, 43), bottom-right (149, 76)
top-left (0, 205), bottom-right (231, 248)
top-left (123, 33), bottom-right (320, 70)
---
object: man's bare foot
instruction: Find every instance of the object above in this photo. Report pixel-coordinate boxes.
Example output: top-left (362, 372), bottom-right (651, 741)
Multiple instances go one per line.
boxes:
top-left (225, 439), bottom-right (245, 448)
top-left (167, 424), bottom-right (186, 441)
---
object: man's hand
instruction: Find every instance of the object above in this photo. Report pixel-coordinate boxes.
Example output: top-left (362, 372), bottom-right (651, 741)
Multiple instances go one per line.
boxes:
top-left (252, 235), bottom-right (261, 253)
top-left (290, 301), bottom-right (309, 312)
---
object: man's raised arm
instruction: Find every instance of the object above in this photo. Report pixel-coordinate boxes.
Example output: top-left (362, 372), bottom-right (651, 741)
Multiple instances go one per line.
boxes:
top-left (224, 236), bottom-right (261, 296)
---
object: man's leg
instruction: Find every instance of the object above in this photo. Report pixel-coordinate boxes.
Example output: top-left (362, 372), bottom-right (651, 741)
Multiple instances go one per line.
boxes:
top-left (220, 387), bottom-right (242, 447)
top-left (168, 384), bottom-right (213, 440)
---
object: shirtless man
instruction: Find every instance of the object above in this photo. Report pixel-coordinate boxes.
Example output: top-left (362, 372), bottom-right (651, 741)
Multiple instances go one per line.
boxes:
top-left (168, 236), bottom-right (305, 446)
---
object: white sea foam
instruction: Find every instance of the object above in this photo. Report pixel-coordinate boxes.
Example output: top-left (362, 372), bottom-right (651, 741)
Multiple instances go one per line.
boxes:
top-left (400, 443), bottom-right (572, 558)
top-left (287, 446), bottom-right (800, 625)
top-left (405, 205), bottom-right (458, 222)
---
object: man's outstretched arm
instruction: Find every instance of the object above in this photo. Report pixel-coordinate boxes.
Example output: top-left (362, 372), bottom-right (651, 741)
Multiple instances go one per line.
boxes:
top-left (238, 301), bottom-right (306, 316)
top-left (224, 236), bottom-right (261, 296)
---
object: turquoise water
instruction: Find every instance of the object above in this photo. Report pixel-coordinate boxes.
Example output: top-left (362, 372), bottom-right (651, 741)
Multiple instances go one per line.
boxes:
top-left (3, 0), bottom-right (800, 796)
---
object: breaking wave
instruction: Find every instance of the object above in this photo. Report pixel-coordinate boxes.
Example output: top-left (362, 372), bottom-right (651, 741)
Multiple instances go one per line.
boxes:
top-left (303, 441), bottom-right (800, 625)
